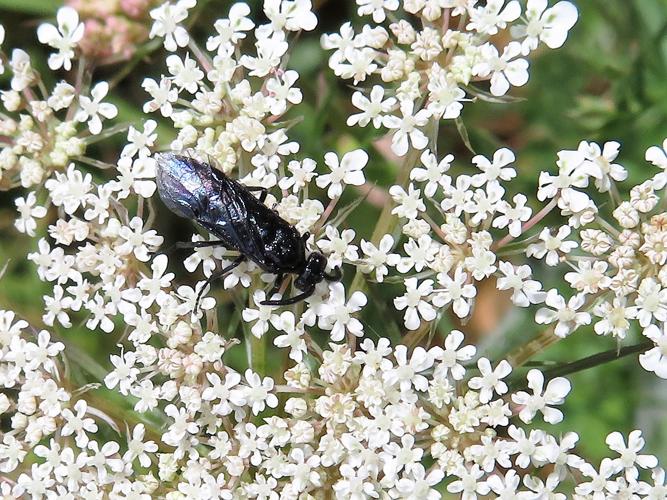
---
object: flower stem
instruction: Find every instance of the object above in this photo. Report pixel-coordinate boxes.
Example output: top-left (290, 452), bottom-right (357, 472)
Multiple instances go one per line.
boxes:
top-left (510, 340), bottom-right (653, 390)
top-left (506, 326), bottom-right (558, 368)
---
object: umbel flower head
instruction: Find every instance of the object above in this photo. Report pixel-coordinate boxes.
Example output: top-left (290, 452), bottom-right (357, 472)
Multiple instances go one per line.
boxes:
top-left (0, 0), bottom-right (665, 498)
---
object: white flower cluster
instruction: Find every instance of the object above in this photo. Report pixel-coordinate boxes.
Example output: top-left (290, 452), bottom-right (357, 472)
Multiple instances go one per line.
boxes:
top-left (0, 6), bottom-right (121, 236)
top-left (1, 0), bottom-right (666, 497)
top-left (4, 309), bottom-right (665, 498)
top-left (0, 309), bottom-right (161, 497)
top-left (386, 137), bottom-right (667, 380)
top-left (324, 0), bottom-right (578, 155)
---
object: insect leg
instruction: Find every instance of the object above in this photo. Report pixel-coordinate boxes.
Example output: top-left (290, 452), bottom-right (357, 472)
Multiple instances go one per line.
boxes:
top-left (260, 285), bottom-right (315, 306)
top-left (161, 239), bottom-right (230, 255)
top-left (195, 255), bottom-right (246, 311)
top-left (246, 186), bottom-right (269, 203)
top-left (324, 266), bottom-right (343, 282)
top-left (268, 274), bottom-right (286, 297)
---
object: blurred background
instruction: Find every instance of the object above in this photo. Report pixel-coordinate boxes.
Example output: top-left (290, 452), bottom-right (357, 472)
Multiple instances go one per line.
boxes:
top-left (1, 0), bottom-right (666, 464)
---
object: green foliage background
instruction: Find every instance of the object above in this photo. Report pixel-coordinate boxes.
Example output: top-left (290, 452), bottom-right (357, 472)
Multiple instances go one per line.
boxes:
top-left (1, 0), bottom-right (667, 466)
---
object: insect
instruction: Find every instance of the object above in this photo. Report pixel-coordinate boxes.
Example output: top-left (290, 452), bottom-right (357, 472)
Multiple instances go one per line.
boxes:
top-left (155, 153), bottom-right (342, 306)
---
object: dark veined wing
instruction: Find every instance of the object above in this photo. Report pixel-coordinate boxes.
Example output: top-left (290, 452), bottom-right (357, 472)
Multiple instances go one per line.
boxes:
top-left (198, 166), bottom-right (279, 267)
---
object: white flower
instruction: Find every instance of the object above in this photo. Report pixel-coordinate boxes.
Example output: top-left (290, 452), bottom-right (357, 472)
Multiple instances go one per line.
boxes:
top-left (104, 351), bottom-right (139, 395)
top-left (447, 464), bottom-right (490, 498)
top-left (47, 81), bottom-right (76, 110)
top-left (331, 47), bottom-right (377, 85)
top-left (472, 147), bottom-right (517, 187)
top-left (384, 345), bottom-right (433, 392)
top-left (122, 120), bottom-right (158, 158)
top-left (266, 70), bottom-right (302, 115)
top-left (468, 358), bottom-right (512, 403)
top-left (493, 194), bottom-right (532, 237)
top-left (261, 0), bottom-right (317, 34)
top-left (36, 6), bottom-right (84, 71)
top-left (240, 32), bottom-right (288, 78)
top-left (593, 297), bottom-right (630, 339)
top-left (575, 458), bottom-right (618, 497)
top-left (606, 430), bottom-right (658, 480)
top-left (279, 158), bottom-right (317, 193)
top-left (358, 235), bottom-right (400, 282)
top-left (142, 77), bottom-right (178, 116)
top-left (318, 283), bottom-right (367, 341)
top-left (167, 53), bottom-right (204, 93)
top-left (116, 217), bottom-right (163, 262)
top-left (512, 0), bottom-right (579, 54)
top-left (475, 42), bottom-right (529, 97)
top-left (535, 289), bottom-right (590, 338)
top-left (432, 329), bottom-right (476, 380)
top-left (467, 0), bottom-right (521, 35)
top-left (639, 323), bottom-right (667, 378)
top-left (202, 371), bottom-right (242, 416)
top-left (394, 278), bottom-right (437, 330)
top-left (389, 183), bottom-right (426, 220)
top-left (137, 254), bottom-right (174, 308)
top-left (512, 369), bottom-right (571, 423)
top-left (43, 286), bottom-right (72, 328)
top-left (316, 226), bottom-right (359, 267)
top-left (206, 2), bottom-right (255, 54)
top-left (487, 470), bottom-right (521, 499)
top-left (14, 192), bottom-right (47, 236)
top-left (410, 150), bottom-right (452, 197)
top-left (628, 278), bottom-right (667, 328)
top-left (347, 85), bottom-right (396, 128)
top-left (526, 225), bottom-right (578, 266)
top-left (113, 156), bottom-right (157, 199)
top-left (124, 424), bottom-right (158, 467)
top-left (233, 370), bottom-right (279, 415)
top-left (316, 149), bottom-right (367, 199)
top-left (356, 0), bottom-right (399, 22)
top-left (273, 312), bottom-right (307, 362)
top-left (537, 149), bottom-right (591, 210)
top-left (9, 49), bottom-right (35, 91)
top-left (426, 63), bottom-right (467, 119)
top-left (578, 140), bottom-right (627, 192)
top-left (75, 82), bottom-right (118, 135)
top-left (61, 400), bottom-right (97, 448)
top-left (496, 262), bottom-right (545, 307)
top-left (564, 260), bottom-right (611, 294)
top-left (646, 138), bottom-right (667, 169)
top-left (384, 100), bottom-right (431, 156)
top-left (433, 268), bottom-right (477, 318)
top-left (242, 290), bottom-right (280, 338)
top-left (44, 164), bottom-right (92, 215)
top-left (149, 0), bottom-right (196, 51)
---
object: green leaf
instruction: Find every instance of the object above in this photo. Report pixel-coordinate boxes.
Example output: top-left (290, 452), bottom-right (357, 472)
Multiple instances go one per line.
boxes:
top-left (0, 0), bottom-right (59, 14)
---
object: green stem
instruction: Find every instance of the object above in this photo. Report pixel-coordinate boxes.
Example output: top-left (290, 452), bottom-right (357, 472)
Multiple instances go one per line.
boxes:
top-left (510, 340), bottom-right (653, 390)
top-left (348, 145), bottom-right (422, 296)
top-left (247, 332), bottom-right (267, 376)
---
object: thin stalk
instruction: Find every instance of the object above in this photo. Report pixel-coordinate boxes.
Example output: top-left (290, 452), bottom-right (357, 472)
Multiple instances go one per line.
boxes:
top-left (248, 332), bottom-right (267, 376)
top-left (348, 145), bottom-right (423, 296)
top-left (510, 340), bottom-right (653, 390)
top-left (506, 326), bottom-right (558, 368)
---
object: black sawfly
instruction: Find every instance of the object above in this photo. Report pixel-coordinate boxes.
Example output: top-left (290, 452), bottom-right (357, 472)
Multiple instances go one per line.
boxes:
top-left (154, 153), bottom-right (342, 307)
